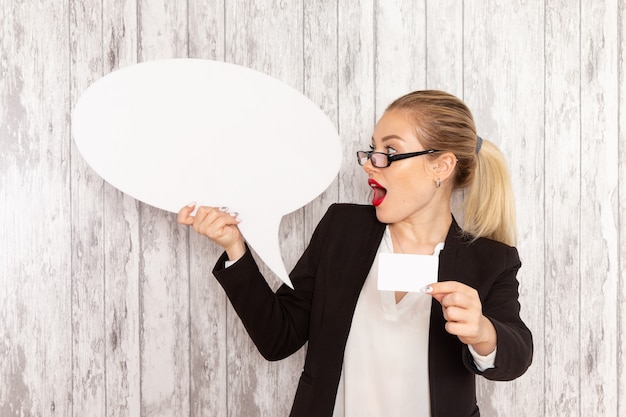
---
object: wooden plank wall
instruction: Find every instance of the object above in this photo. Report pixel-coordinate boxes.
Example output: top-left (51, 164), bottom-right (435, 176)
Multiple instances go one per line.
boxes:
top-left (1, 0), bottom-right (624, 416)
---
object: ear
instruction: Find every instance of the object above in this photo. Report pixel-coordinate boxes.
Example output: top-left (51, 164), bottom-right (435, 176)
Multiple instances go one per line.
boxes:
top-left (430, 152), bottom-right (457, 183)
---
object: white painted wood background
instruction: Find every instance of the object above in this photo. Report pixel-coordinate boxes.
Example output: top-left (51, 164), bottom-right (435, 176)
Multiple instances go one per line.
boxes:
top-left (1, 0), bottom-right (624, 416)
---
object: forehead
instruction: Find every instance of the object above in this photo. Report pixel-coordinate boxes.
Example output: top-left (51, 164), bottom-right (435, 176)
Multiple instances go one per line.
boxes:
top-left (372, 110), bottom-right (422, 145)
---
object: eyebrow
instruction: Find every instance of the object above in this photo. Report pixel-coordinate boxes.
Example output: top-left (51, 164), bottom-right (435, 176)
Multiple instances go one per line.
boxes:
top-left (371, 134), bottom-right (405, 144)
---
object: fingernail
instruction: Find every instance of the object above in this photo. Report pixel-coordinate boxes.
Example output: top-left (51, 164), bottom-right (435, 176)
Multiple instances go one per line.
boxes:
top-left (229, 211), bottom-right (241, 222)
top-left (420, 286), bottom-right (433, 294)
top-left (187, 201), bottom-right (196, 207)
top-left (219, 207), bottom-right (228, 212)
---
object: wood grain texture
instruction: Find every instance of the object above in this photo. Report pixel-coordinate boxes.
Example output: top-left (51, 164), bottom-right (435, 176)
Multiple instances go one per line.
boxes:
top-left (2, 1), bottom-right (626, 416)
top-left (374, 0), bottom-right (426, 118)
top-left (543, 2), bottom-right (581, 416)
top-left (104, 191), bottom-right (142, 417)
top-left (618, 3), bottom-right (626, 416)
top-left (579, 1), bottom-right (620, 416)
top-left (0, 1), bottom-right (73, 416)
top-left (425, 0), bottom-right (463, 97)
top-left (463, 1), bottom-right (545, 416)
top-left (337, 0), bottom-right (375, 205)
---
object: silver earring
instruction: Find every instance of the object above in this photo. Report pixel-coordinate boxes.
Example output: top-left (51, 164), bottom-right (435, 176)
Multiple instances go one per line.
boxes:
top-left (436, 178), bottom-right (441, 188)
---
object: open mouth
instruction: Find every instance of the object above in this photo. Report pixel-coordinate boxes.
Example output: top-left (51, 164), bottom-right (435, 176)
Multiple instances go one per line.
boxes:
top-left (368, 179), bottom-right (387, 207)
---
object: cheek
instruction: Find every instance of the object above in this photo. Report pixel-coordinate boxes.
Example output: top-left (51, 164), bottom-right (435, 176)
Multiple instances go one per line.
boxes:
top-left (393, 171), bottom-right (427, 197)
top-left (393, 178), bottom-right (437, 212)
top-left (384, 162), bottom-right (433, 204)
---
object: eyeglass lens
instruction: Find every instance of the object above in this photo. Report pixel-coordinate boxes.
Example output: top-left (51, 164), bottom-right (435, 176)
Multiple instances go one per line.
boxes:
top-left (357, 151), bottom-right (387, 167)
top-left (370, 153), bottom-right (387, 167)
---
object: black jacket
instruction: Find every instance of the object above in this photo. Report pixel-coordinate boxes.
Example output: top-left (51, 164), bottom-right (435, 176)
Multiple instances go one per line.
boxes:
top-left (214, 203), bottom-right (533, 417)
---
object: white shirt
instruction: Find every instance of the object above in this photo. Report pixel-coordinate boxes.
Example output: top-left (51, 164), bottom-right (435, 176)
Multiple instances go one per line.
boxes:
top-left (332, 227), bottom-right (495, 417)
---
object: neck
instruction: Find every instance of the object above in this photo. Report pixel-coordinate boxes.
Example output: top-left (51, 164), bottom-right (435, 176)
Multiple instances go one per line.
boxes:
top-left (389, 212), bottom-right (452, 255)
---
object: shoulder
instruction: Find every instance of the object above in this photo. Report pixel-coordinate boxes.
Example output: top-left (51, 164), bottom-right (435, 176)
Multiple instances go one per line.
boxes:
top-left (448, 223), bottom-right (521, 273)
top-left (468, 235), bottom-right (518, 257)
top-left (322, 203), bottom-right (385, 233)
top-left (310, 203), bottom-right (385, 248)
top-left (325, 203), bottom-right (378, 221)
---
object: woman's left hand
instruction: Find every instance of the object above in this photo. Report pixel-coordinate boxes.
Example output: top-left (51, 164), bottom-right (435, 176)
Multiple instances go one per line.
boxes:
top-left (423, 281), bottom-right (496, 356)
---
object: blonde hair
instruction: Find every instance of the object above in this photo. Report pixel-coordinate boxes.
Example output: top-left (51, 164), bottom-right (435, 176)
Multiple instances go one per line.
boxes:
top-left (386, 90), bottom-right (517, 246)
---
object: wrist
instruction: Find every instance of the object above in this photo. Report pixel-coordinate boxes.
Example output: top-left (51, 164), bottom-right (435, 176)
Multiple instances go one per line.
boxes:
top-left (225, 239), bottom-right (246, 262)
top-left (471, 316), bottom-right (497, 356)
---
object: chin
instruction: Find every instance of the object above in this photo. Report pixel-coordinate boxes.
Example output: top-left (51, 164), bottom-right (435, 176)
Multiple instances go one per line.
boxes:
top-left (373, 205), bottom-right (397, 225)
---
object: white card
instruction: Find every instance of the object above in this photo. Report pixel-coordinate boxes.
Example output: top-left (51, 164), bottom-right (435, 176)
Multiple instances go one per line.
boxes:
top-left (377, 251), bottom-right (441, 292)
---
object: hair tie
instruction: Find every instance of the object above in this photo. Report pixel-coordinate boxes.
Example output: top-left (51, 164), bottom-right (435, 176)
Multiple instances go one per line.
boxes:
top-left (476, 136), bottom-right (483, 154)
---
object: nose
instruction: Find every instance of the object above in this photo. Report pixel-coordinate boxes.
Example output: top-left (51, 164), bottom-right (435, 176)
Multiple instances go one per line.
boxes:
top-left (362, 158), bottom-right (376, 174)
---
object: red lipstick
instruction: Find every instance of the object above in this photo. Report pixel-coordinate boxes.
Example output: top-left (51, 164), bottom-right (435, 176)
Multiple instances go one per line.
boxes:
top-left (368, 179), bottom-right (387, 207)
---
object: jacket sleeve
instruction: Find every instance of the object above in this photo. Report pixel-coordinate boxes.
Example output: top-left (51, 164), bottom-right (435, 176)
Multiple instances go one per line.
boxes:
top-left (463, 246), bottom-right (533, 381)
top-left (212, 204), bottom-right (336, 361)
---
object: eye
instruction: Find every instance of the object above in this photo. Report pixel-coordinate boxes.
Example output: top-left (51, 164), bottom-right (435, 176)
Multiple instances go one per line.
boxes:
top-left (369, 144), bottom-right (375, 151)
top-left (386, 146), bottom-right (397, 154)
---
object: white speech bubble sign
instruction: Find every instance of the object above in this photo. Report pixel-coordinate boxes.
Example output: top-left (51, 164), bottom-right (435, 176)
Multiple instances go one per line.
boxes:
top-left (72, 59), bottom-right (342, 288)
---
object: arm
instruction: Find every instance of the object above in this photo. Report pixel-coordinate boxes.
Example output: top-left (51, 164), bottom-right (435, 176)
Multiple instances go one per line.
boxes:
top-left (476, 247), bottom-right (533, 380)
top-left (212, 247), bottom-right (314, 360)
top-left (178, 203), bottom-right (336, 361)
top-left (425, 246), bottom-right (533, 381)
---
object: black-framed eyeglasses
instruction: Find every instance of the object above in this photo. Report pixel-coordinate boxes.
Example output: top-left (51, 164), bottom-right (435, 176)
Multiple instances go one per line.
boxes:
top-left (356, 149), bottom-right (440, 168)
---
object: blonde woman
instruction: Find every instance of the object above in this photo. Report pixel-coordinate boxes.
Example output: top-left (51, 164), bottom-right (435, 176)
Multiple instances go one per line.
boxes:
top-left (178, 90), bottom-right (533, 417)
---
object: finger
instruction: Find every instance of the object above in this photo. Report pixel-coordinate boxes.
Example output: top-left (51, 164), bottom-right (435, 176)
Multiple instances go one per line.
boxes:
top-left (440, 291), bottom-right (476, 309)
top-left (421, 282), bottom-right (453, 304)
top-left (203, 210), bottom-right (241, 233)
top-left (194, 207), bottom-right (240, 238)
top-left (192, 206), bottom-right (228, 229)
top-left (444, 321), bottom-right (478, 339)
top-left (193, 205), bottom-right (214, 221)
top-left (424, 281), bottom-right (467, 296)
top-left (199, 207), bottom-right (239, 227)
top-left (192, 206), bottom-right (220, 233)
top-left (448, 317), bottom-right (485, 339)
top-left (425, 282), bottom-right (479, 305)
top-left (177, 202), bottom-right (196, 225)
top-left (442, 305), bottom-right (466, 323)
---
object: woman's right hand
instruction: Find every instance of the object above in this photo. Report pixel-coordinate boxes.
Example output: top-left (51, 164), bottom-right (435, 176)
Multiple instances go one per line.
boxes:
top-left (177, 204), bottom-right (246, 262)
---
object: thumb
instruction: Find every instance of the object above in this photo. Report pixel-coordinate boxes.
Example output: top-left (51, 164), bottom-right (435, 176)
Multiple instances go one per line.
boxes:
top-left (177, 202), bottom-right (196, 225)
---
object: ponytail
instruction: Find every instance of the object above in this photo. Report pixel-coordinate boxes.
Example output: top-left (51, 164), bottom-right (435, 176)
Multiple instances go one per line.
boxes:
top-left (462, 139), bottom-right (517, 246)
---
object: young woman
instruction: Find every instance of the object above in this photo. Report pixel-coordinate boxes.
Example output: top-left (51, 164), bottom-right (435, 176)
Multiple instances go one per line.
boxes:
top-left (178, 90), bottom-right (533, 417)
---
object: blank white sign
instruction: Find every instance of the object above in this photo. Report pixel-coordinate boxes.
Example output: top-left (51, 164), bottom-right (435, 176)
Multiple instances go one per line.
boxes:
top-left (72, 59), bottom-right (342, 288)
